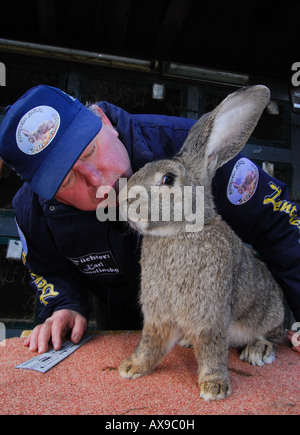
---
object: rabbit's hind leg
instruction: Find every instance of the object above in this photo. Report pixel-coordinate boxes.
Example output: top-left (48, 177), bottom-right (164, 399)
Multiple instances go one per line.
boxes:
top-left (119, 323), bottom-right (181, 379)
top-left (240, 338), bottom-right (277, 367)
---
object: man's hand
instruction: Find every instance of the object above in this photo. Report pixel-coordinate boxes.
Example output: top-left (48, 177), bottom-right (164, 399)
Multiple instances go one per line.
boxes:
top-left (24, 309), bottom-right (87, 354)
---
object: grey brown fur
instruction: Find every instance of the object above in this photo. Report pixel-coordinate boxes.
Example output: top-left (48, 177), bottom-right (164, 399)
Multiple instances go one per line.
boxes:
top-left (118, 86), bottom-right (284, 401)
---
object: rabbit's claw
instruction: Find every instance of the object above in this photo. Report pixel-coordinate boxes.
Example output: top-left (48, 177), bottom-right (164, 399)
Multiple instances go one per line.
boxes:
top-left (119, 355), bottom-right (147, 380)
top-left (240, 339), bottom-right (277, 366)
top-left (200, 380), bottom-right (232, 402)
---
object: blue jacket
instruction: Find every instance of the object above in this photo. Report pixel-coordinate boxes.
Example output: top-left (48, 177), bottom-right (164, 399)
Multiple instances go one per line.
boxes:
top-left (13, 101), bottom-right (300, 327)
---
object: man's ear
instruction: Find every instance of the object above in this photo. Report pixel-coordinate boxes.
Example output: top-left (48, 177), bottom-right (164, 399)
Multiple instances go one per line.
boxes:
top-left (89, 104), bottom-right (119, 136)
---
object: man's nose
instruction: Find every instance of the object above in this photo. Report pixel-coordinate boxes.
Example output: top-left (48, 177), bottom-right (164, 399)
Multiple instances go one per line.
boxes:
top-left (74, 160), bottom-right (102, 187)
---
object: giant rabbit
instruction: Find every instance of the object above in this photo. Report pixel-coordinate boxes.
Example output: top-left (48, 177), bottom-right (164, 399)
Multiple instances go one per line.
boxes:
top-left (118, 86), bottom-right (284, 401)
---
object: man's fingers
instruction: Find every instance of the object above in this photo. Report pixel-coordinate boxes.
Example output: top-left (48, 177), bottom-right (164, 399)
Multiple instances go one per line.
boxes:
top-left (71, 313), bottom-right (87, 344)
top-left (37, 321), bottom-right (53, 354)
top-left (24, 333), bottom-right (33, 348)
top-left (23, 310), bottom-right (88, 354)
top-left (24, 325), bottom-right (42, 352)
top-left (51, 313), bottom-right (70, 350)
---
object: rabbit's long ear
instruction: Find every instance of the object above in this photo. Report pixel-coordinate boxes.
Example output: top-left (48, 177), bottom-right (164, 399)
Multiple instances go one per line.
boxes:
top-left (180, 86), bottom-right (270, 180)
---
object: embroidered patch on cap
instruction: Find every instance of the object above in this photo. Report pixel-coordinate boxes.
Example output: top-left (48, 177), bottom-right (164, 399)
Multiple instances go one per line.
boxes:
top-left (16, 105), bottom-right (60, 155)
top-left (227, 157), bottom-right (259, 205)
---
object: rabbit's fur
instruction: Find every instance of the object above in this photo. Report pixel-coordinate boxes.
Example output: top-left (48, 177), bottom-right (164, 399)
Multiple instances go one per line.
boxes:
top-left (118, 86), bottom-right (284, 401)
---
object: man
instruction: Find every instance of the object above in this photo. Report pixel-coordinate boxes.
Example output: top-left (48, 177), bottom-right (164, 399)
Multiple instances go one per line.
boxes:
top-left (0, 85), bottom-right (299, 354)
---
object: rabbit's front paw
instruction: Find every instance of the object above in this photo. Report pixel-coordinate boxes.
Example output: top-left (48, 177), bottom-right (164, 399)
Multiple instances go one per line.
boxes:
top-left (119, 354), bottom-right (148, 380)
top-left (200, 380), bottom-right (231, 402)
top-left (240, 340), bottom-right (276, 367)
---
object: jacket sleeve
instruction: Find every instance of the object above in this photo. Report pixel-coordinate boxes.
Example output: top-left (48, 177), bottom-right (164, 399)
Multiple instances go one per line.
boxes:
top-left (213, 154), bottom-right (300, 322)
top-left (13, 188), bottom-right (90, 322)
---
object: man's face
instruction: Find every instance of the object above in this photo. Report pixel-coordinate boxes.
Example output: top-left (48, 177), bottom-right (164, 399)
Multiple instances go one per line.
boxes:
top-left (55, 123), bottom-right (133, 211)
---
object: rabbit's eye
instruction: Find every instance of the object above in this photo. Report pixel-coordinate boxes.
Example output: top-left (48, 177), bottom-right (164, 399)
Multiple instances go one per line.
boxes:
top-left (161, 173), bottom-right (175, 186)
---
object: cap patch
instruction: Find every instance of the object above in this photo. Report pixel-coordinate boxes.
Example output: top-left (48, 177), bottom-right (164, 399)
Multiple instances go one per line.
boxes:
top-left (16, 105), bottom-right (60, 155)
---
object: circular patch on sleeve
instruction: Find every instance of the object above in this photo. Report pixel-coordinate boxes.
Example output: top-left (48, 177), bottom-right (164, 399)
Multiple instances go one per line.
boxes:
top-left (227, 158), bottom-right (259, 205)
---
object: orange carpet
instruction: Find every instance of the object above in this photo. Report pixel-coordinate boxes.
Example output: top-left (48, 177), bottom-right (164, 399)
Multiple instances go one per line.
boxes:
top-left (0, 332), bottom-right (299, 415)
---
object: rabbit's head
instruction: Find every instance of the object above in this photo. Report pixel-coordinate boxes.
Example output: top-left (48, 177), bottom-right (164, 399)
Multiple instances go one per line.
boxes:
top-left (120, 86), bottom-right (270, 236)
top-left (120, 158), bottom-right (198, 235)
top-left (22, 129), bottom-right (36, 143)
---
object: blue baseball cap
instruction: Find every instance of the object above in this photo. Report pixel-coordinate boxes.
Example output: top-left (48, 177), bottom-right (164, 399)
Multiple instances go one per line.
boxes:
top-left (0, 85), bottom-right (102, 200)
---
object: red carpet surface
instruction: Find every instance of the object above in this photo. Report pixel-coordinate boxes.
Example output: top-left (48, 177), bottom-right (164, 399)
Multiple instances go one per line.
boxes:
top-left (0, 332), bottom-right (299, 415)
